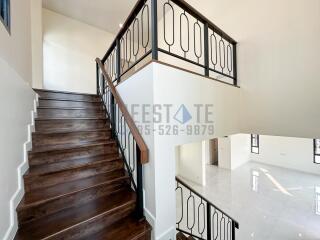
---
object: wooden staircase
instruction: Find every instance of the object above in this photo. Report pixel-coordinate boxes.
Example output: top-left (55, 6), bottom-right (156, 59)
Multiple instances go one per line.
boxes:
top-left (176, 232), bottom-right (195, 240)
top-left (14, 89), bottom-right (151, 240)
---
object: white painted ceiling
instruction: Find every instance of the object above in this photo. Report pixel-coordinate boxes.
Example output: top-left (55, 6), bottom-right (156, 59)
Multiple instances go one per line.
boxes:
top-left (42, 0), bottom-right (137, 34)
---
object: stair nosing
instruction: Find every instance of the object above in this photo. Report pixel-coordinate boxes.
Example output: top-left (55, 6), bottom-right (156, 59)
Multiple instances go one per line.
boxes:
top-left (32, 129), bottom-right (111, 135)
top-left (18, 174), bottom-right (129, 211)
top-left (34, 88), bottom-right (99, 97)
top-left (20, 191), bottom-right (136, 240)
top-left (35, 118), bottom-right (109, 122)
top-left (26, 156), bottom-right (123, 177)
top-left (35, 117), bottom-right (107, 121)
top-left (29, 141), bottom-right (116, 154)
top-left (37, 107), bottom-right (104, 110)
top-left (38, 97), bottom-right (102, 103)
top-left (87, 215), bottom-right (151, 240)
top-left (41, 200), bottom-right (135, 240)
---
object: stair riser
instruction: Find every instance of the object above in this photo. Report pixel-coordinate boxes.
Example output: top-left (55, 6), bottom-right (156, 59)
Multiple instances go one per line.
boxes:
top-left (47, 204), bottom-right (135, 240)
top-left (37, 109), bottom-right (105, 119)
top-left (32, 131), bottom-right (111, 148)
top-left (29, 144), bottom-right (118, 166)
top-left (35, 119), bottom-right (109, 133)
top-left (18, 180), bottom-right (129, 225)
top-left (39, 99), bottom-right (103, 109)
top-left (24, 161), bottom-right (124, 192)
top-left (35, 91), bottom-right (100, 102)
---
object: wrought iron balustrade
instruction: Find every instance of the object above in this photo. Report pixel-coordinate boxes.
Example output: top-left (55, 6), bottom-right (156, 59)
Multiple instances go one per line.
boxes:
top-left (176, 177), bottom-right (239, 240)
top-left (101, 0), bottom-right (238, 86)
top-left (96, 59), bottom-right (148, 220)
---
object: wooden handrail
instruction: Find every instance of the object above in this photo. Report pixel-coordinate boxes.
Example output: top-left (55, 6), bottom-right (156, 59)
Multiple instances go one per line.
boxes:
top-left (96, 58), bottom-right (149, 164)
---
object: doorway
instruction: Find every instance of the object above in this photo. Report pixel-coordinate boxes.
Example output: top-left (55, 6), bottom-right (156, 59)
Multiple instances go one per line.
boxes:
top-left (209, 139), bottom-right (219, 166)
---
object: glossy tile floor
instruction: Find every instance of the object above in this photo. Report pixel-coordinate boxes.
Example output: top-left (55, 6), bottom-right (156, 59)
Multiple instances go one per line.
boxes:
top-left (181, 162), bottom-right (320, 240)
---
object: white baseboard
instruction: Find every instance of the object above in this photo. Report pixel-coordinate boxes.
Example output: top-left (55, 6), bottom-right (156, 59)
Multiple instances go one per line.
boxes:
top-left (156, 226), bottom-right (175, 240)
top-left (4, 96), bottom-right (37, 240)
top-left (143, 191), bottom-right (176, 240)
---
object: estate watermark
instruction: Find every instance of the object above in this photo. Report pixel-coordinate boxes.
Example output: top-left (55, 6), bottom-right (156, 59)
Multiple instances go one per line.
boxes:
top-left (125, 104), bottom-right (214, 136)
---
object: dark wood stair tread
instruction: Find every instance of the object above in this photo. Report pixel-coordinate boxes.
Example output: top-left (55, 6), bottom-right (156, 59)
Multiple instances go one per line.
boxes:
top-left (30, 140), bottom-right (115, 153)
top-left (15, 89), bottom-right (151, 239)
top-left (19, 170), bottom-right (128, 207)
top-left (37, 106), bottom-right (103, 110)
top-left (36, 117), bottom-right (107, 120)
top-left (27, 154), bottom-right (121, 176)
top-left (34, 119), bottom-right (109, 133)
top-left (15, 189), bottom-right (136, 240)
top-left (34, 88), bottom-right (99, 96)
top-left (38, 97), bottom-right (102, 103)
top-left (32, 128), bottom-right (110, 135)
top-left (35, 117), bottom-right (108, 121)
top-left (82, 215), bottom-right (152, 240)
top-left (176, 232), bottom-right (195, 240)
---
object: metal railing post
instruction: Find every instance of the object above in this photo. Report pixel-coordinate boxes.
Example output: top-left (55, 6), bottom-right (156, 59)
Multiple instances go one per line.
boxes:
top-left (96, 62), bottom-right (99, 95)
top-left (151, 0), bottom-right (158, 60)
top-left (102, 76), bottom-right (105, 97)
top-left (110, 94), bottom-right (116, 138)
top-left (232, 43), bottom-right (238, 86)
top-left (206, 202), bottom-right (211, 240)
top-left (116, 38), bottom-right (121, 83)
top-left (232, 221), bottom-right (236, 240)
top-left (136, 145), bottom-right (144, 220)
top-left (204, 22), bottom-right (210, 77)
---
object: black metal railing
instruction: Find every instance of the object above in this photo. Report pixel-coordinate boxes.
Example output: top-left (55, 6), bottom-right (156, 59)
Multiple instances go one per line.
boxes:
top-left (101, 0), bottom-right (237, 86)
top-left (176, 177), bottom-right (239, 240)
top-left (96, 59), bottom-right (148, 219)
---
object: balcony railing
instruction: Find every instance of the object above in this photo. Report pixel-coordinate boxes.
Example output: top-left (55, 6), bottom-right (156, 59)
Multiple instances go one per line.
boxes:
top-left (176, 177), bottom-right (239, 240)
top-left (101, 0), bottom-right (237, 86)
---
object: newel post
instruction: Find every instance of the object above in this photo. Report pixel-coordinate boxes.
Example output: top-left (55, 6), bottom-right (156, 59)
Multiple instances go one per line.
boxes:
top-left (232, 43), bottom-right (238, 86)
top-left (135, 145), bottom-right (144, 220)
top-left (151, 0), bottom-right (158, 60)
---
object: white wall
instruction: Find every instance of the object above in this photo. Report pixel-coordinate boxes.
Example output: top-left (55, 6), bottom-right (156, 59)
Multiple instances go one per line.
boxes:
top-left (0, 0), bottom-right (37, 238)
top-left (0, 0), bottom-right (32, 84)
top-left (0, 60), bottom-right (36, 240)
top-left (117, 61), bottom-right (242, 240)
top-left (218, 137), bottom-right (232, 169)
top-left (115, 64), bottom-right (157, 238)
top-left (230, 134), bottom-right (251, 169)
top-left (31, 0), bottom-right (43, 88)
top-left (177, 141), bottom-right (206, 185)
top-left (43, 9), bottom-right (115, 94)
top-left (251, 135), bottom-right (320, 175)
top-left (184, 0), bottom-right (320, 139)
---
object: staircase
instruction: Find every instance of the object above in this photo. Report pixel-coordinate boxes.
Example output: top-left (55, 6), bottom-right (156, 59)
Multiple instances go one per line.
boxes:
top-left (176, 232), bottom-right (195, 240)
top-left (14, 89), bottom-right (151, 240)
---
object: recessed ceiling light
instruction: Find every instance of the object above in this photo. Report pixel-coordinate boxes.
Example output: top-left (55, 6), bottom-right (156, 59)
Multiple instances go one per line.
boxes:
top-left (119, 23), bottom-right (123, 28)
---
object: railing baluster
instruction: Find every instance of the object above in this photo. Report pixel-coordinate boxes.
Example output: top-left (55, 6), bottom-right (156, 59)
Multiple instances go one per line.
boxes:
top-left (207, 202), bottom-right (212, 240)
top-left (96, 62), bottom-right (99, 95)
top-left (204, 22), bottom-right (209, 77)
top-left (175, 177), bottom-right (238, 240)
top-left (232, 43), bottom-right (237, 86)
top-left (151, 0), bottom-right (158, 60)
top-left (136, 145), bottom-right (144, 220)
top-left (110, 94), bottom-right (115, 138)
top-left (116, 38), bottom-right (121, 83)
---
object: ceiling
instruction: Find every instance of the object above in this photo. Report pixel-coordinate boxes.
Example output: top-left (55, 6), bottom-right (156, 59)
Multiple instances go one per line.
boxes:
top-left (42, 0), bottom-right (137, 34)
